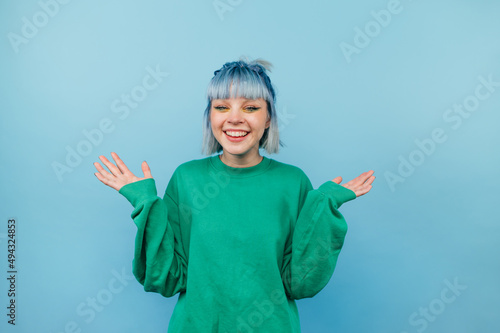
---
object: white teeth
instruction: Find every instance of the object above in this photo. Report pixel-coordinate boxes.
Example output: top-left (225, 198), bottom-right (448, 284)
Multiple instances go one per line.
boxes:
top-left (226, 131), bottom-right (248, 137)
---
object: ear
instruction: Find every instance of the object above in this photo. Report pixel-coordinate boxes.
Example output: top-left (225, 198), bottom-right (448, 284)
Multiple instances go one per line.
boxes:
top-left (265, 116), bottom-right (271, 129)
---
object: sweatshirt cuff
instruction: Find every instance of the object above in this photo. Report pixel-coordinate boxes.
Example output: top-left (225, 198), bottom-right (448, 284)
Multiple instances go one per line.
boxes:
top-left (118, 178), bottom-right (158, 207)
top-left (317, 181), bottom-right (357, 208)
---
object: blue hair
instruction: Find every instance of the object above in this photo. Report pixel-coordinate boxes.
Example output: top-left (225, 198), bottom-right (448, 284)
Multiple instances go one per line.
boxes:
top-left (202, 57), bottom-right (284, 155)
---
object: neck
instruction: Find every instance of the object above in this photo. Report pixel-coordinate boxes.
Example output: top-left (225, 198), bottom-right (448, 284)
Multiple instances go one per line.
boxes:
top-left (220, 149), bottom-right (263, 168)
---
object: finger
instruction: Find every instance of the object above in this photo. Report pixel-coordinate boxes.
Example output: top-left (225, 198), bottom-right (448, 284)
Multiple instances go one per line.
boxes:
top-left (332, 176), bottom-right (342, 184)
top-left (362, 183), bottom-right (373, 194)
top-left (349, 170), bottom-right (375, 186)
top-left (94, 172), bottom-right (120, 191)
top-left (99, 155), bottom-right (123, 176)
top-left (94, 171), bottom-right (108, 184)
top-left (142, 161), bottom-right (153, 179)
top-left (350, 184), bottom-right (371, 197)
top-left (93, 161), bottom-right (113, 178)
top-left (111, 152), bottom-right (133, 175)
top-left (93, 163), bottom-right (116, 184)
top-left (358, 170), bottom-right (374, 182)
top-left (356, 186), bottom-right (371, 197)
top-left (364, 175), bottom-right (376, 186)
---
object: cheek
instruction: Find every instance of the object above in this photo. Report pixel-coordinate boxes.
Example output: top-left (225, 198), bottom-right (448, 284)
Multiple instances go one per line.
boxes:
top-left (210, 112), bottom-right (222, 124)
top-left (210, 117), bottom-right (226, 139)
top-left (210, 113), bottom-right (221, 129)
top-left (210, 121), bottom-right (220, 135)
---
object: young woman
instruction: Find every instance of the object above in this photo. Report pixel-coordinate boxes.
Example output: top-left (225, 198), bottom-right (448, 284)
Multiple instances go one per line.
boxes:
top-left (93, 58), bottom-right (375, 332)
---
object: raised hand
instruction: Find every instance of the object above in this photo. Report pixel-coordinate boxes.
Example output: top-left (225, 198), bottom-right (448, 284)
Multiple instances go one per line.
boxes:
top-left (93, 152), bottom-right (153, 191)
top-left (331, 170), bottom-right (375, 198)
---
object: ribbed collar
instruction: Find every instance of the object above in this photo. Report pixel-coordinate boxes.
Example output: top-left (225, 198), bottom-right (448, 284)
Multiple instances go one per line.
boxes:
top-left (209, 154), bottom-right (272, 177)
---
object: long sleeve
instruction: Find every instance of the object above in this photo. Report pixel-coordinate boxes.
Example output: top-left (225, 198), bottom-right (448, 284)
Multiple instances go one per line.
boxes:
top-left (118, 177), bottom-right (188, 298)
top-left (281, 179), bottom-right (357, 300)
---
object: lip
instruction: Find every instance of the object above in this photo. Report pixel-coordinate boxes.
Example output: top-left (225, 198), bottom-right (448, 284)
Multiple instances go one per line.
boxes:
top-left (223, 130), bottom-right (249, 142)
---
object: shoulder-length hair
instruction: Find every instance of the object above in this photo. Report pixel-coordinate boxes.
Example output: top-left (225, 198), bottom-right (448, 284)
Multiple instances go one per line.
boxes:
top-left (202, 56), bottom-right (284, 155)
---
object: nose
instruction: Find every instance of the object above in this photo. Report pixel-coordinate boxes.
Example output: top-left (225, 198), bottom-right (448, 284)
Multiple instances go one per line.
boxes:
top-left (227, 108), bottom-right (244, 124)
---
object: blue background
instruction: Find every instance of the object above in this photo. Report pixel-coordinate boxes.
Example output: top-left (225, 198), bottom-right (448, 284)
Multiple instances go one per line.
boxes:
top-left (1, 0), bottom-right (499, 332)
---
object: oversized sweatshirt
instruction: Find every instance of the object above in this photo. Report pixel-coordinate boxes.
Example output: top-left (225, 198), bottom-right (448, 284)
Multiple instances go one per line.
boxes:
top-left (118, 154), bottom-right (357, 332)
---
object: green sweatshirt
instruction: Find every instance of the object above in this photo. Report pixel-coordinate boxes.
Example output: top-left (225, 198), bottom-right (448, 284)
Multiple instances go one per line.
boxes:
top-left (118, 154), bottom-right (356, 332)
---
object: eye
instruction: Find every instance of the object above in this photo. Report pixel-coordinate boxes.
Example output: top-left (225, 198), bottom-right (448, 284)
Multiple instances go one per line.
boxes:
top-left (245, 106), bottom-right (260, 112)
top-left (214, 106), bottom-right (228, 111)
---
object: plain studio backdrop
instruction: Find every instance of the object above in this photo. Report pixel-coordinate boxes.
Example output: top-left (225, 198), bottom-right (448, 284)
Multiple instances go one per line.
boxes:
top-left (1, 0), bottom-right (499, 332)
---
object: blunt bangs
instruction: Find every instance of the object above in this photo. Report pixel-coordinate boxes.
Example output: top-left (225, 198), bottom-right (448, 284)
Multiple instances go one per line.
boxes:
top-left (206, 66), bottom-right (272, 102)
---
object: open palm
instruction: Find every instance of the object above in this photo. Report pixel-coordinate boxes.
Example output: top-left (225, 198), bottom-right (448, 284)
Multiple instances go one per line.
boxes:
top-left (332, 170), bottom-right (375, 197)
top-left (93, 152), bottom-right (152, 191)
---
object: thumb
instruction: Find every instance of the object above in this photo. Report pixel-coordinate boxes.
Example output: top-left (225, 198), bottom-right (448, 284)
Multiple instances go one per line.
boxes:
top-left (142, 161), bottom-right (153, 179)
top-left (331, 176), bottom-right (342, 184)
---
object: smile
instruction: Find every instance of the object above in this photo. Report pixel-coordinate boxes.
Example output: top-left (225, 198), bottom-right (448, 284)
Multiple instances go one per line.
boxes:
top-left (224, 131), bottom-right (249, 137)
top-left (223, 130), bottom-right (249, 142)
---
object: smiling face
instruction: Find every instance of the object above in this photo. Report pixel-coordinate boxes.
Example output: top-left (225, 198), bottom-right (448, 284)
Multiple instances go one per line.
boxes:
top-left (210, 96), bottom-right (270, 162)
